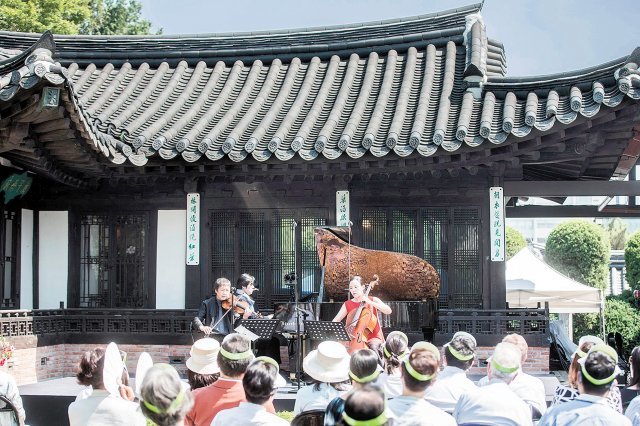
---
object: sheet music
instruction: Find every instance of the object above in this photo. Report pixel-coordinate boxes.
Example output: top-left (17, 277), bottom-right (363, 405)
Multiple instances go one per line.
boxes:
top-left (234, 325), bottom-right (260, 342)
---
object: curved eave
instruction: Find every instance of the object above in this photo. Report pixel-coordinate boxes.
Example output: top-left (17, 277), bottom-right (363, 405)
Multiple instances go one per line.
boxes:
top-left (0, 4), bottom-right (480, 66)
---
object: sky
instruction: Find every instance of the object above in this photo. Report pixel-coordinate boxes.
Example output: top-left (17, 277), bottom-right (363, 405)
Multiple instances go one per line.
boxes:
top-left (138, 0), bottom-right (639, 77)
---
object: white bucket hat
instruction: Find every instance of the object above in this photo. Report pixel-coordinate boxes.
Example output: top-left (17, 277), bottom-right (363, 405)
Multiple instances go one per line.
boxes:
top-left (303, 341), bottom-right (350, 383)
top-left (186, 338), bottom-right (221, 375)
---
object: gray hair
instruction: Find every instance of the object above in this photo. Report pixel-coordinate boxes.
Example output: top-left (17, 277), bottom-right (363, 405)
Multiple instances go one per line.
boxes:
top-left (140, 364), bottom-right (193, 426)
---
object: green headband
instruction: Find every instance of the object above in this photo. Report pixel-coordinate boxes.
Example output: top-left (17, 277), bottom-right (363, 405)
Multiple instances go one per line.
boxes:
top-left (383, 346), bottom-right (407, 359)
top-left (220, 347), bottom-right (253, 361)
top-left (349, 369), bottom-right (381, 384)
top-left (342, 409), bottom-right (389, 426)
top-left (490, 358), bottom-right (519, 374)
top-left (580, 364), bottom-right (617, 386)
top-left (255, 356), bottom-right (279, 372)
top-left (576, 349), bottom-right (588, 359)
top-left (143, 389), bottom-right (185, 415)
top-left (411, 342), bottom-right (441, 361)
top-left (447, 344), bottom-right (474, 361)
top-left (403, 356), bottom-right (435, 381)
top-left (579, 344), bottom-right (619, 385)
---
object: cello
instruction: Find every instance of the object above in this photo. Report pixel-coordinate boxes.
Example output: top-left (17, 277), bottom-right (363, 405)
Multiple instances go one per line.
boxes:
top-left (344, 274), bottom-right (380, 353)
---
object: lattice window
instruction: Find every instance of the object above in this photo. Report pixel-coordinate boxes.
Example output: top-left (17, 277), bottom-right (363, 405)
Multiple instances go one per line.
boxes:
top-left (361, 209), bottom-right (387, 250)
top-left (361, 206), bottom-right (481, 309)
top-left (0, 210), bottom-right (19, 309)
top-left (79, 214), bottom-right (147, 308)
top-left (210, 211), bottom-right (236, 290)
top-left (423, 208), bottom-right (449, 307)
top-left (79, 215), bottom-right (110, 308)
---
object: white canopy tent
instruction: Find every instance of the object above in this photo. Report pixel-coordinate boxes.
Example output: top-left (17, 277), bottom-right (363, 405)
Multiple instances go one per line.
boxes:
top-left (506, 248), bottom-right (603, 314)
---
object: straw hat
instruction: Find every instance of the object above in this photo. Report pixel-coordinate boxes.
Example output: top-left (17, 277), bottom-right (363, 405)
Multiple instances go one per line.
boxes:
top-left (303, 341), bottom-right (350, 383)
top-left (186, 338), bottom-right (220, 375)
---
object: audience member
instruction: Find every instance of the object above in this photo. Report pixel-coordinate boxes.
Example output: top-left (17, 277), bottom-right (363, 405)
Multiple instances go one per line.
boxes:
top-left (213, 357), bottom-right (288, 426)
top-left (338, 386), bottom-right (392, 426)
top-left (139, 364), bottom-right (193, 426)
top-left (552, 335), bottom-right (623, 412)
top-left (68, 348), bottom-right (146, 426)
top-left (186, 338), bottom-right (220, 390)
top-left (539, 344), bottom-right (631, 425)
top-left (294, 341), bottom-right (351, 415)
top-left (325, 348), bottom-right (381, 425)
top-left (477, 333), bottom-right (546, 418)
top-left (185, 333), bottom-right (275, 425)
top-left (424, 331), bottom-right (477, 413)
top-left (623, 346), bottom-right (640, 410)
top-left (387, 342), bottom-right (456, 426)
top-left (0, 369), bottom-right (25, 426)
top-left (377, 331), bottom-right (409, 399)
top-left (626, 394), bottom-right (640, 425)
top-left (454, 342), bottom-right (533, 426)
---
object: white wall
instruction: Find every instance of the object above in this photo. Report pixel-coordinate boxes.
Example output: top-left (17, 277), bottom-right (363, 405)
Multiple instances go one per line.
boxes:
top-left (20, 209), bottom-right (33, 310)
top-left (38, 211), bottom-right (68, 309)
top-left (156, 210), bottom-right (186, 309)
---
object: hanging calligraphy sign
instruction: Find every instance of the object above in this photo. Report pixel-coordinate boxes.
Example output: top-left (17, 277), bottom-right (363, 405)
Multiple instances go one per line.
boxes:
top-left (0, 172), bottom-right (32, 204)
top-left (490, 186), bottom-right (505, 261)
top-left (336, 190), bottom-right (350, 227)
top-left (186, 193), bottom-right (200, 265)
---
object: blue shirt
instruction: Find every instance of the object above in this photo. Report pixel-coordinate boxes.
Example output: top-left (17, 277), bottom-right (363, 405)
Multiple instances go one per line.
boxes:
top-left (539, 394), bottom-right (632, 426)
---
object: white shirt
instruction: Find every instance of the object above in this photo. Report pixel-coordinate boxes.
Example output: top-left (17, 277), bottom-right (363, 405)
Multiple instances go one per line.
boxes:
top-left (388, 395), bottom-right (456, 426)
top-left (453, 380), bottom-right (533, 426)
top-left (68, 389), bottom-right (147, 426)
top-left (0, 371), bottom-right (25, 426)
top-left (625, 394), bottom-right (640, 425)
top-left (212, 401), bottom-right (288, 426)
top-left (293, 383), bottom-right (349, 415)
top-left (424, 366), bottom-right (477, 413)
top-left (539, 393), bottom-right (631, 426)
top-left (478, 370), bottom-right (547, 415)
top-left (377, 371), bottom-right (403, 399)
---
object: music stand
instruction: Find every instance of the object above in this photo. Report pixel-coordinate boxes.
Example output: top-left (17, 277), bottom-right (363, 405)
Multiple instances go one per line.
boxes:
top-left (239, 319), bottom-right (281, 340)
top-left (304, 321), bottom-right (350, 342)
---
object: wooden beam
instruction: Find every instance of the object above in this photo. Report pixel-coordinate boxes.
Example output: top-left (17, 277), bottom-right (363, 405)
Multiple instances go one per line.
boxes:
top-left (504, 180), bottom-right (640, 197)
top-left (507, 205), bottom-right (640, 218)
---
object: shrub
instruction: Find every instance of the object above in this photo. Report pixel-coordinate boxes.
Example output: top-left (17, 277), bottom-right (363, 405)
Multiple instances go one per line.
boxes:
top-left (603, 297), bottom-right (640, 354)
top-left (506, 227), bottom-right (526, 260)
top-left (544, 220), bottom-right (610, 290)
top-left (625, 231), bottom-right (640, 291)
top-left (572, 298), bottom-right (640, 356)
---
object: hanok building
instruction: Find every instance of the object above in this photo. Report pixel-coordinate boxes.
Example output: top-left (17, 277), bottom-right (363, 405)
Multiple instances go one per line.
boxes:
top-left (0, 3), bottom-right (638, 386)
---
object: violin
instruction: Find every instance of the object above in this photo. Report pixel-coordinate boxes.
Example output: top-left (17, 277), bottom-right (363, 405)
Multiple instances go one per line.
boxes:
top-left (345, 274), bottom-right (380, 354)
top-left (221, 295), bottom-right (262, 318)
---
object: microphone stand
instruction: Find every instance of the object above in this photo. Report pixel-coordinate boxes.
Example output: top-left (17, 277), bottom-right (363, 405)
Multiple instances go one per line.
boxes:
top-left (292, 220), bottom-right (302, 391)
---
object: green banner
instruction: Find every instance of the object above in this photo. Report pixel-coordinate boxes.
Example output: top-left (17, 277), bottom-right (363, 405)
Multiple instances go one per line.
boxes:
top-left (0, 172), bottom-right (32, 203)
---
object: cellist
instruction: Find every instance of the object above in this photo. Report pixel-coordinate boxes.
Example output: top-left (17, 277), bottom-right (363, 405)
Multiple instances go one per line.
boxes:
top-left (332, 275), bottom-right (392, 351)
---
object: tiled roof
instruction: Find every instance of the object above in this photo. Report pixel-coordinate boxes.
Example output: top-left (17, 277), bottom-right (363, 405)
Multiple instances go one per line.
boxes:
top-left (0, 6), bottom-right (638, 186)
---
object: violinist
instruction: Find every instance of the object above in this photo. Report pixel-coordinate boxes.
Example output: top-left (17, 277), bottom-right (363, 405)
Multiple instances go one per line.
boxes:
top-left (332, 276), bottom-right (392, 351)
top-left (235, 273), bottom-right (259, 318)
top-left (193, 277), bottom-right (235, 337)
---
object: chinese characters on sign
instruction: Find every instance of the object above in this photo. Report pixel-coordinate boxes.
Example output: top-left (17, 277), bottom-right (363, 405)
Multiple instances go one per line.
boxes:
top-left (336, 190), bottom-right (350, 227)
top-left (0, 172), bottom-right (32, 204)
top-left (490, 187), bottom-right (505, 261)
top-left (186, 193), bottom-right (200, 265)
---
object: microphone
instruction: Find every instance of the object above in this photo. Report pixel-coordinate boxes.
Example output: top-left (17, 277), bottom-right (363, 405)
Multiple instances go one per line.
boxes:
top-left (253, 288), bottom-right (259, 292)
top-left (292, 220), bottom-right (298, 229)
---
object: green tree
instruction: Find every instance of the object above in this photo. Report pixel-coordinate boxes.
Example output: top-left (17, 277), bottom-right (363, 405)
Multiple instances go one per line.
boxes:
top-left (0, 0), bottom-right (159, 35)
top-left (506, 226), bottom-right (526, 259)
top-left (544, 220), bottom-right (610, 290)
top-left (0, 0), bottom-right (91, 34)
top-left (625, 231), bottom-right (640, 290)
top-left (80, 0), bottom-right (161, 35)
top-left (605, 218), bottom-right (628, 250)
